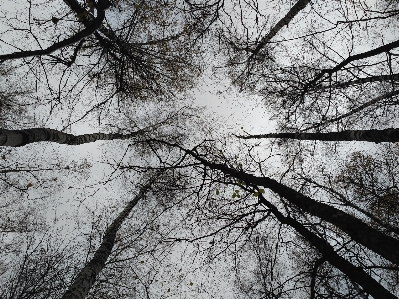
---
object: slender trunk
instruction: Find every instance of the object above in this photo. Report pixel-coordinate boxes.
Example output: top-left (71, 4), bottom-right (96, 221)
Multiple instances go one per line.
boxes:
top-left (172, 144), bottom-right (399, 265)
top-left (249, 0), bottom-right (311, 60)
top-left (0, 121), bottom-right (165, 147)
top-left (309, 258), bottom-right (325, 299)
top-left (236, 127), bottom-right (399, 143)
top-left (312, 73), bottom-right (399, 91)
top-left (61, 180), bottom-right (153, 299)
top-left (256, 192), bottom-right (396, 299)
top-left (304, 38), bottom-right (399, 91)
top-left (302, 177), bottom-right (399, 236)
top-left (0, 128), bottom-right (138, 147)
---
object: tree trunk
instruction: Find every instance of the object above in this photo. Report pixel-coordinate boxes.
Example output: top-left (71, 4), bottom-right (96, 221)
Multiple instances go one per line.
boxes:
top-left (236, 127), bottom-right (399, 143)
top-left (61, 179), bottom-right (154, 299)
top-left (256, 192), bottom-right (397, 299)
top-left (312, 73), bottom-right (399, 91)
top-left (304, 39), bottom-right (399, 91)
top-left (177, 144), bottom-right (399, 266)
top-left (0, 122), bottom-right (165, 147)
top-left (249, 0), bottom-right (311, 60)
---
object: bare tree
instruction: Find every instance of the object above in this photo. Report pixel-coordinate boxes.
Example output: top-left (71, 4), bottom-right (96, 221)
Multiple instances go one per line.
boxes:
top-left (62, 174), bottom-right (156, 299)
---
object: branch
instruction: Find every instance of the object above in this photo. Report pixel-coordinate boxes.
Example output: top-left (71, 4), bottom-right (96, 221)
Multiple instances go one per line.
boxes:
top-left (302, 89), bottom-right (399, 131)
top-left (0, 0), bottom-right (111, 62)
top-left (303, 39), bottom-right (399, 91)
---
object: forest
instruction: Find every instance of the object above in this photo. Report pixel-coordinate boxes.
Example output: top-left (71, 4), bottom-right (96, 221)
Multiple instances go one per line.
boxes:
top-left (0, 0), bottom-right (399, 298)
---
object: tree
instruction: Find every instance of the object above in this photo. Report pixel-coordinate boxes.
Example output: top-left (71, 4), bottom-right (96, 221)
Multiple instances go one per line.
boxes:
top-left (0, 0), bottom-right (209, 128)
top-left (2, 127), bottom-right (399, 297)
top-left (139, 138), bottom-right (399, 298)
top-left (236, 128), bottom-right (399, 143)
top-left (61, 175), bottom-right (155, 299)
top-left (222, 0), bottom-right (399, 132)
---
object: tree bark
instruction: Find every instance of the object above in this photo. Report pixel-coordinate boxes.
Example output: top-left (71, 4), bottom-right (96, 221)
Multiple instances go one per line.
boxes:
top-left (236, 127), bottom-right (399, 143)
top-left (61, 179), bottom-right (154, 299)
top-left (0, 122), bottom-right (165, 147)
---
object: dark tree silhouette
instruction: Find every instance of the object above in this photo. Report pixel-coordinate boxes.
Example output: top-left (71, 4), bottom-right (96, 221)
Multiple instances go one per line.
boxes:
top-left (236, 127), bottom-right (399, 143)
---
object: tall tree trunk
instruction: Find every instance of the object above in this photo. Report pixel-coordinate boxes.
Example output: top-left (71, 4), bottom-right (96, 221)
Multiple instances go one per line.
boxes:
top-left (0, 128), bottom-right (139, 147)
top-left (236, 127), bottom-right (399, 143)
top-left (61, 179), bottom-right (154, 299)
top-left (249, 0), bottom-right (311, 60)
top-left (0, 122), bottom-right (166, 147)
top-left (256, 192), bottom-right (396, 299)
top-left (311, 73), bottom-right (399, 91)
top-left (169, 143), bottom-right (399, 266)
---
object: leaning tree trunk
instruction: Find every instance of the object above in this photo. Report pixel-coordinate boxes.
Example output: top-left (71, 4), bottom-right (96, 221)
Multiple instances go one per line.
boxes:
top-left (61, 178), bottom-right (155, 299)
top-left (236, 127), bottom-right (399, 143)
top-left (173, 143), bottom-right (399, 266)
top-left (0, 122), bottom-right (166, 147)
top-left (249, 0), bottom-right (311, 60)
top-left (255, 191), bottom-right (397, 299)
top-left (0, 128), bottom-right (141, 147)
